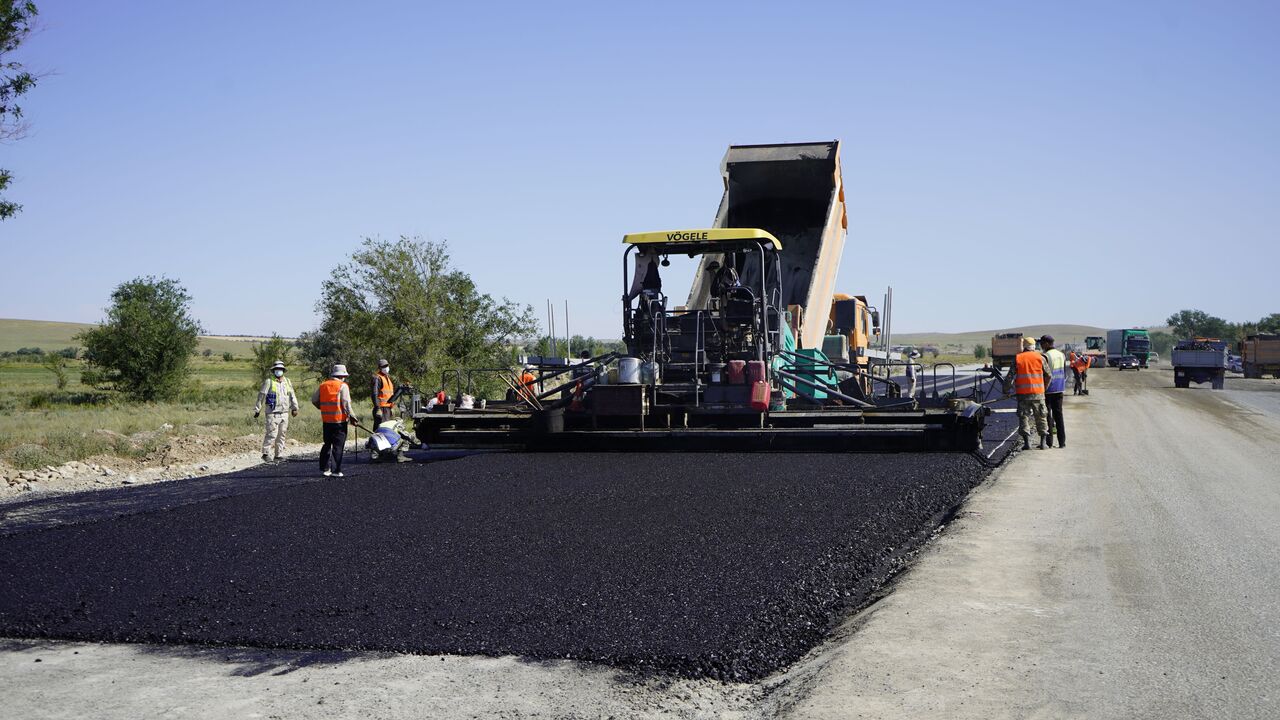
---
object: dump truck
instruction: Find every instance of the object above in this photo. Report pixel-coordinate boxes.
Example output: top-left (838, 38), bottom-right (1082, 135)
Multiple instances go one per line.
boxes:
top-left (1172, 338), bottom-right (1227, 389)
top-left (990, 332), bottom-right (1023, 370)
top-left (414, 141), bottom-right (988, 452)
top-left (1106, 328), bottom-right (1151, 367)
top-left (1240, 334), bottom-right (1280, 379)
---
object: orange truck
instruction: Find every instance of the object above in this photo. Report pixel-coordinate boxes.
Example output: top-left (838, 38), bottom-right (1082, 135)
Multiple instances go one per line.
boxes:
top-left (990, 332), bottom-right (1023, 370)
top-left (1240, 334), bottom-right (1280, 379)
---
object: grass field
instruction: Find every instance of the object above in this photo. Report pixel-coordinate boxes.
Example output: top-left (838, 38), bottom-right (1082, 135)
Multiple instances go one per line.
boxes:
top-left (0, 318), bottom-right (290, 357)
top-left (0, 357), bottom-right (326, 470)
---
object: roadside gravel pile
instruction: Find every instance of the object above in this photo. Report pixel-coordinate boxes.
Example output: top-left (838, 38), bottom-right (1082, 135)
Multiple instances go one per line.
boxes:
top-left (0, 452), bottom-right (989, 681)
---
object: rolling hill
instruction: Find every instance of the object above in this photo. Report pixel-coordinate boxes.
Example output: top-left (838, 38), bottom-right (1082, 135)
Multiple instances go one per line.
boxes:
top-left (0, 318), bottom-right (289, 357)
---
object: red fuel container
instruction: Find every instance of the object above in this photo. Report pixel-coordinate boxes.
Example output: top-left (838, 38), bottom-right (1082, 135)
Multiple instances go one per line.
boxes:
top-left (746, 360), bottom-right (766, 384)
top-left (750, 381), bottom-right (770, 411)
top-left (727, 360), bottom-right (747, 385)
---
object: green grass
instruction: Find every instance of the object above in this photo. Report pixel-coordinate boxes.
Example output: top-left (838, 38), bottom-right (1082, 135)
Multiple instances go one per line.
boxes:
top-left (0, 317), bottom-right (293, 358)
top-left (0, 357), bottom-right (326, 471)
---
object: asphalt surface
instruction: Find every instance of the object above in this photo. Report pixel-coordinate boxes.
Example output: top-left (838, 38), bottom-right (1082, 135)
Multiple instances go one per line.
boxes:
top-left (0, 450), bottom-right (993, 681)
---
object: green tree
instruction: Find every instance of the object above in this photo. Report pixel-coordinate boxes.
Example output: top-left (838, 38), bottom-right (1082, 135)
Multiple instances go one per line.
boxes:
top-left (1148, 331), bottom-right (1176, 357)
top-left (1, 1), bottom-right (39, 220)
top-left (1256, 314), bottom-right (1280, 334)
top-left (250, 334), bottom-right (296, 388)
top-left (529, 334), bottom-right (626, 358)
top-left (41, 350), bottom-right (67, 389)
top-left (78, 276), bottom-right (204, 401)
top-left (1166, 309), bottom-right (1232, 340)
top-left (299, 236), bottom-right (537, 397)
top-left (973, 344), bottom-right (987, 360)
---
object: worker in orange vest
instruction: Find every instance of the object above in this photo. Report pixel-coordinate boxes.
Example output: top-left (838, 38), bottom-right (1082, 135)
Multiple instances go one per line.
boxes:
top-left (371, 358), bottom-right (397, 425)
top-left (516, 366), bottom-right (537, 403)
top-left (1003, 337), bottom-right (1053, 450)
top-left (311, 364), bottom-right (357, 477)
top-left (1071, 353), bottom-right (1091, 395)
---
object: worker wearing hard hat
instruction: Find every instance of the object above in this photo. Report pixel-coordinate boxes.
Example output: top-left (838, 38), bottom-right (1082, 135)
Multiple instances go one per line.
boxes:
top-left (1003, 337), bottom-right (1053, 450)
top-left (253, 360), bottom-right (299, 463)
top-left (312, 364), bottom-right (357, 477)
top-left (371, 359), bottom-right (397, 425)
top-left (906, 349), bottom-right (921, 398)
top-left (1039, 335), bottom-right (1068, 448)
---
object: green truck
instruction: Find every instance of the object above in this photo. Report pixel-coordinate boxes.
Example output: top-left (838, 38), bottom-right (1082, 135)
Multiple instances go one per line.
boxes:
top-left (1106, 328), bottom-right (1152, 368)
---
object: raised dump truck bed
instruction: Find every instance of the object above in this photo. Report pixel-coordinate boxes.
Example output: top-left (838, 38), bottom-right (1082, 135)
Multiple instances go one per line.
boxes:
top-left (687, 141), bottom-right (847, 350)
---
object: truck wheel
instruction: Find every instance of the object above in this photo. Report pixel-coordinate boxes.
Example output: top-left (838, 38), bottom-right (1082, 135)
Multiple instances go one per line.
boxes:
top-left (1212, 376), bottom-right (1224, 390)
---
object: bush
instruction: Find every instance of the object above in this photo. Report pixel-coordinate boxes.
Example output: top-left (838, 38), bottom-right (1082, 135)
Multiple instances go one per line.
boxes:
top-left (57, 346), bottom-right (79, 359)
top-left (8, 443), bottom-right (59, 470)
top-left (78, 276), bottom-right (204, 401)
top-left (41, 352), bottom-right (68, 389)
top-left (973, 345), bottom-right (987, 360)
top-left (250, 334), bottom-right (296, 387)
top-left (202, 348), bottom-right (213, 358)
top-left (222, 351), bottom-right (234, 362)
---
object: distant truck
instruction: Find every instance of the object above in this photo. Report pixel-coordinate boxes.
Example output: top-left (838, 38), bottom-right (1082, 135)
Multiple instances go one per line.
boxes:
top-left (990, 332), bottom-right (1023, 370)
top-left (1240, 334), bottom-right (1280, 379)
top-left (1107, 328), bottom-right (1151, 368)
top-left (1172, 338), bottom-right (1227, 390)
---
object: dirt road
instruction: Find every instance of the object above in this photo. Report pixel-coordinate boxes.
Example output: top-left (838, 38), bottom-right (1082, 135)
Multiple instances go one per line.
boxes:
top-left (2, 367), bottom-right (1276, 718)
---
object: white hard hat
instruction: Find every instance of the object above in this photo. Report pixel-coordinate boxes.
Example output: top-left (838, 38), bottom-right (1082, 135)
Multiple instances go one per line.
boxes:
top-left (330, 364), bottom-right (349, 378)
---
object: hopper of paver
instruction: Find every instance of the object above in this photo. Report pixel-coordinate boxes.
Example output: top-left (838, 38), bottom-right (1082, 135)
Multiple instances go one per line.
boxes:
top-left (687, 141), bottom-right (848, 350)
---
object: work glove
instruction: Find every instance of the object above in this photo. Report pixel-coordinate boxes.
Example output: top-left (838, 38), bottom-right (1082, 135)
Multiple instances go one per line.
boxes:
top-left (291, 409), bottom-right (297, 417)
top-left (350, 415), bottom-right (360, 425)
top-left (253, 411), bottom-right (260, 419)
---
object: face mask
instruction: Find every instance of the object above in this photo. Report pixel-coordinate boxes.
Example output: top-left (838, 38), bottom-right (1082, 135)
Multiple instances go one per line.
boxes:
top-left (382, 367), bottom-right (390, 375)
top-left (273, 369), bottom-right (284, 378)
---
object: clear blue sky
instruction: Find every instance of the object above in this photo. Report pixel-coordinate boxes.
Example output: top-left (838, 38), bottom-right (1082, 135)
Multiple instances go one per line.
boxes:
top-left (2, 1), bottom-right (1277, 338)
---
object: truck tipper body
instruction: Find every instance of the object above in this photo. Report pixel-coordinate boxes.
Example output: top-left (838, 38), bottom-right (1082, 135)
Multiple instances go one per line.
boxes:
top-left (990, 332), bottom-right (1023, 370)
top-left (1240, 334), bottom-right (1280, 379)
top-left (1106, 328), bottom-right (1151, 367)
top-left (1172, 339), bottom-right (1227, 389)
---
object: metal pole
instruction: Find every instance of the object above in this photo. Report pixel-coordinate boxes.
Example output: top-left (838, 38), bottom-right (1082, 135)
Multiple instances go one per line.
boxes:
top-left (565, 300), bottom-right (571, 358)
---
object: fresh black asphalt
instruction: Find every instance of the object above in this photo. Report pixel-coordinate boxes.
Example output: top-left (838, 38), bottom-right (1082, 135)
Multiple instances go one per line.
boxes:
top-left (0, 447), bottom-right (1004, 681)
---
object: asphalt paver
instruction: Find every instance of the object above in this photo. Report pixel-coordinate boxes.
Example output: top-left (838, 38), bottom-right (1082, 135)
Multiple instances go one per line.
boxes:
top-left (0, 451), bottom-right (994, 681)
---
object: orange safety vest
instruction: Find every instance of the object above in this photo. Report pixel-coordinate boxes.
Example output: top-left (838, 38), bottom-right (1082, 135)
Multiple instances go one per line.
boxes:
top-left (518, 371), bottom-right (536, 401)
top-left (1014, 351), bottom-right (1046, 395)
top-left (317, 378), bottom-right (348, 423)
top-left (376, 372), bottom-right (394, 408)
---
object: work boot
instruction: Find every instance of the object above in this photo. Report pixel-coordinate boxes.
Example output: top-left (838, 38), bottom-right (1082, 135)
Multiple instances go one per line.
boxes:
top-left (396, 452), bottom-right (412, 463)
top-left (1058, 438), bottom-right (1066, 448)
top-left (261, 453), bottom-right (270, 463)
top-left (1021, 434), bottom-right (1031, 450)
top-left (1038, 435), bottom-right (1048, 450)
